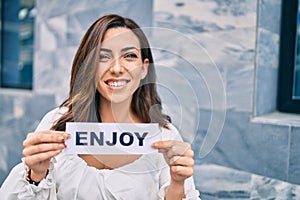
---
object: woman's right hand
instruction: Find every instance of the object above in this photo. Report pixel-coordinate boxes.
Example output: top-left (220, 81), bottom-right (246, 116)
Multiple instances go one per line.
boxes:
top-left (22, 130), bottom-right (70, 181)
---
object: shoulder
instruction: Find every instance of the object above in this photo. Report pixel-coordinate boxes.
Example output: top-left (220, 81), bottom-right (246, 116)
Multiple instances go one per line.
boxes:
top-left (161, 123), bottom-right (183, 142)
top-left (35, 107), bottom-right (68, 131)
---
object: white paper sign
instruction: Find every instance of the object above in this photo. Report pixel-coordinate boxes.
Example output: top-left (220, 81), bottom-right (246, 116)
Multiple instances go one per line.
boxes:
top-left (65, 122), bottom-right (161, 154)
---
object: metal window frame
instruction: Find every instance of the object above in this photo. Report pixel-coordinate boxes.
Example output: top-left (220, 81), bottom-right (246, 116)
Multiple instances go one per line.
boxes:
top-left (277, 0), bottom-right (300, 113)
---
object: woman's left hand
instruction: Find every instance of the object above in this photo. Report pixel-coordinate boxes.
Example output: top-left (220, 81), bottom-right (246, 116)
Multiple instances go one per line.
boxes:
top-left (152, 140), bottom-right (194, 183)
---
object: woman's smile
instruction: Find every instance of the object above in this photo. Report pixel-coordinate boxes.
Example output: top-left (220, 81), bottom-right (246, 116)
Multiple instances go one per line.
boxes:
top-left (105, 78), bottom-right (130, 89)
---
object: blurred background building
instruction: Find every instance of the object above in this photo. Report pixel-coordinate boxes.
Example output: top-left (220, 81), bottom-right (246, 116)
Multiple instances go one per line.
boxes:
top-left (1, 0), bottom-right (300, 199)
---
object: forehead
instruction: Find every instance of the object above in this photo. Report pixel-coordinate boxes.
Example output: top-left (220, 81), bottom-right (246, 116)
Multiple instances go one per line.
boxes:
top-left (101, 27), bottom-right (140, 49)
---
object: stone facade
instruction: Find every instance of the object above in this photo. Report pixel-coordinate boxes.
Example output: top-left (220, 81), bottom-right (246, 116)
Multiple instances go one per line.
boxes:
top-left (153, 0), bottom-right (300, 185)
top-left (1, 0), bottom-right (300, 199)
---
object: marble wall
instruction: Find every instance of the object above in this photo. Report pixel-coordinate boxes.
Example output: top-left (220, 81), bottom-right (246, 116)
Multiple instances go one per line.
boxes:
top-left (195, 164), bottom-right (300, 199)
top-left (1, 0), bottom-right (300, 198)
top-left (152, 0), bottom-right (300, 186)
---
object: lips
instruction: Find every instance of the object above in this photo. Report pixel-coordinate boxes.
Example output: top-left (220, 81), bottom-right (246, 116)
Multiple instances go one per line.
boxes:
top-left (105, 79), bottom-right (130, 88)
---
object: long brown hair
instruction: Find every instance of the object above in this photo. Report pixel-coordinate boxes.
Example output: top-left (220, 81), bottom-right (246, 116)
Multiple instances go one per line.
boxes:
top-left (52, 14), bottom-right (170, 131)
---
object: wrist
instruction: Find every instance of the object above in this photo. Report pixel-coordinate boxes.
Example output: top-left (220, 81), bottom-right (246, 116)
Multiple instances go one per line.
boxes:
top-left (166, 180), bottom-right (185, 199)
top-left (170, 178), bottom-right (185, 188)
top-left (170, 180), bottom-right (184, 187)
top-left (26, 168), bottom-right (49, 186)
top-left (32, 169), bottom-right (48, 181)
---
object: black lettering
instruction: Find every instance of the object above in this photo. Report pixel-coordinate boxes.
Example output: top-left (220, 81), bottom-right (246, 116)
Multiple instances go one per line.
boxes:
top-left (120, 132), bottom-right (134, 146)
top-left (90, 132), bottom-right (104, 146)
top-left (76, 131), bottom-right (88, 146)
top-left (106, 131), bottom-right (117, 146)
top-left (134, 132), bottom-right (148, 146)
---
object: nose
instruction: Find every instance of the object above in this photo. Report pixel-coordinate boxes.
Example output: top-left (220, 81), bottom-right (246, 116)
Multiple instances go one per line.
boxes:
top-left (110, 58), bottom-right (124, 74)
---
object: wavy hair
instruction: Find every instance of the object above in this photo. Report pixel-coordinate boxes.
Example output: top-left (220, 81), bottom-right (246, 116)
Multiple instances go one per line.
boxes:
top-left (52, 14), bottom-right (170, 131)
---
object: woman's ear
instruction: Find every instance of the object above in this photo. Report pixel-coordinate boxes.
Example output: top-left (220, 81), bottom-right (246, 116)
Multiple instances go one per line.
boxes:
top-left (141, 58), bottom-right (149, 79)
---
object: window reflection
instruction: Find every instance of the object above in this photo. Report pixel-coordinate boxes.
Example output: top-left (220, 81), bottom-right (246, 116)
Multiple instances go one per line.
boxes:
top-left (1, 0), bottom-right (35, 89)
top-left (294, 0), bottom-right (300, 98)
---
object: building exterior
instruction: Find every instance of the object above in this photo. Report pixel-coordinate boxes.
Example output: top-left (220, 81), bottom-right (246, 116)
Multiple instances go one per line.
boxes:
top-left (1, 0), bottom-right (299, 198)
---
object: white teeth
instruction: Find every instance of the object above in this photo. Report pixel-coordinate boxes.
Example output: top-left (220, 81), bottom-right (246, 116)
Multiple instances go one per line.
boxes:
top-left (108, 81), bottom-right (126, 87)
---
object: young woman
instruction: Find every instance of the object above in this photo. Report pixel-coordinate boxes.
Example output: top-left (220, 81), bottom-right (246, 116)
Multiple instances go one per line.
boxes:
top-left (0, 14), bottom-right (200, 199)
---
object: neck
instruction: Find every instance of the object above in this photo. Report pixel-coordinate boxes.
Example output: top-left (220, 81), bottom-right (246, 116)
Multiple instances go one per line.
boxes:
top-left (99, 98), bottom-right (140, 123)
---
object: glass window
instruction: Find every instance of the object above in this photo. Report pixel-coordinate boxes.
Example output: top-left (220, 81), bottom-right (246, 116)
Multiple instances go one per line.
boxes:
top-left (278, 0), bottom-right (300, 113)
top-left (294, 3), bottom-right (300, 98)
top-left (0, 0), bottom-right (35, 89)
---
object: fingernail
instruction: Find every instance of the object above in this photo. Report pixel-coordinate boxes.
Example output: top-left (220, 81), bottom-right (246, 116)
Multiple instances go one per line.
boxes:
top-left (64, 133), bottom-right (71, 139)
top-left (152, 142), bottom-right (158, 148)
top-left (63, 143), bottom-right (67, 148)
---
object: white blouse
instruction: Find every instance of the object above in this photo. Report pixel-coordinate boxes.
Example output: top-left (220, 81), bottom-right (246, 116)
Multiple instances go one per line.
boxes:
top-left (0, 108), bottom-right (200, 200)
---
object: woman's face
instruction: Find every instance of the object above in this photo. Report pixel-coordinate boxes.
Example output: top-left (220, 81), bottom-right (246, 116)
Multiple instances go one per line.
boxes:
top-left (97, 27), bottom-right (149, 104)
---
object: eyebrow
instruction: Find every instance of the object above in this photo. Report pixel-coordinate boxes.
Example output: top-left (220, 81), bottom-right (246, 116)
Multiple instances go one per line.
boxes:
top-left (100, 46), bottom-right (139, 53)
top-left (121, 47), bottom-right (139, 53)
top-left (99, 48), bottom-right (112, 53)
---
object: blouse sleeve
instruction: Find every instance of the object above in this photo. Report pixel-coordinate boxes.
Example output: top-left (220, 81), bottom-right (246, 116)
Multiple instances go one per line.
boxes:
top-left (157, 124), bottom-right (201, 200)
top-left (0, 159), bottom-right (57, 200)
top-left (0, 108), bottom-right (63, 200)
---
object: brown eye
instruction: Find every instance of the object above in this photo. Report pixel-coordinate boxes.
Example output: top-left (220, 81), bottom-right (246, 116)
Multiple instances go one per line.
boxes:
top-left (125, 53), bottom-right (138, 59)
top-left (100, 54), bottom-right (111, 61)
